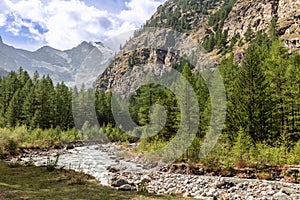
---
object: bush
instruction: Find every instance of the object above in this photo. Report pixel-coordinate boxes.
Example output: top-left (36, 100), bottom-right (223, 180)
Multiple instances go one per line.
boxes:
top-left (46, 154), bottom-right (60, 172)
top-left (5, 139), bottom-right (18, 155)
top-left (289, 141), bottom-right (300, 164)
top-left (0, 128), bottom-right (19, 156)
top-left (61, 128), bottom-right (80, 142)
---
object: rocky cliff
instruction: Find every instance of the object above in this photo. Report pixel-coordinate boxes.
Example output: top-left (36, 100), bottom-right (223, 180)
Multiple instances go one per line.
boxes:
top-left (223, 0), bottom-right (300, 52)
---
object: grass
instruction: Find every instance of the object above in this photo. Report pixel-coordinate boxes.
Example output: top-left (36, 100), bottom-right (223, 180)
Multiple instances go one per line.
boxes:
top-left (0, 162), bottom-right (186, 200)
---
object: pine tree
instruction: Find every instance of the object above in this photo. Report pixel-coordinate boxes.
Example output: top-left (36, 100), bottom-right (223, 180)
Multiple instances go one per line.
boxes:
top-left (245, 26), bottom-right (254, 42)
top-left (31, 76), bottom-right (55, 129)
top-left (235, 43), bottom-right (271, 142)
top-left (20, 79), bottom-right (34, 125)
top-left (194, 71), bottom-right (210, 138)
top-left (263, 40), bottom-right (299, 143)
top-left (172, 63), bottom-right (199, 161)
top-left (218, 54), bottom-right (239, 141)
top-left (6, 89), bottom-right (22, 127)
top-left (54, 82), bottom-right (74, 130)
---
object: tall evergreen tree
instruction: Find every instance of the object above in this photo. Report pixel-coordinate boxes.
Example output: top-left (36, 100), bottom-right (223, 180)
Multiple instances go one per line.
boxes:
top-left (235, 43), bottom-right (271, 142)
top-left (6, 89), bottom-right (22, 127)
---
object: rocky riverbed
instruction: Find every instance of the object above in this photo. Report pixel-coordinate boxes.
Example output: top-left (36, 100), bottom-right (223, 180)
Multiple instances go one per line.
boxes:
top-left (5, 143), bottom-right (300, 200)
top-left (109, 170), bottom-right (300, 199)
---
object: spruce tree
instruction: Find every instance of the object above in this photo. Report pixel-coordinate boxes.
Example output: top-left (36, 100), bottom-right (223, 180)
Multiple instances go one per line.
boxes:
top-left (235, 43), bottom-right (271, 142)
top-left (6, 89), bottom-right (22, 127)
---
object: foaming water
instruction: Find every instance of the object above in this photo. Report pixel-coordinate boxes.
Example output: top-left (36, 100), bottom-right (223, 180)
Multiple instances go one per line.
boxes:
top-left (21, 145), bottom-right (144, 185)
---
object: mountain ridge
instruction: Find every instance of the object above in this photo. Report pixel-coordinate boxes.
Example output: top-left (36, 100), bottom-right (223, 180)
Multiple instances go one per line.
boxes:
top-left (0, 37), bottom-right (114, 87)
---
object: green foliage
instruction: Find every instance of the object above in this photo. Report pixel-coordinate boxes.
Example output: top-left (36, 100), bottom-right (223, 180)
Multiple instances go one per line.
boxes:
top-left (0, 27), bottom-right (299, 171)
top-left (233, 127), bottom-right (253, 162)
top-left (102, 123), bottom-right (132, 142)
top-left (208, 0), bottom-right (237, 27)
top-left (80, 121), bottom-right (108, 142)
top-left (202, 0), bottom-right (236, 52)
top-left (46, 154), bottom-right (60, 172)
top-left (0, 69), bottom-right (74, 130)
top-left (0, 126), bottom-right (80, 157)
top-left (144, 0), bottom-right (235, 33)
top-left (245, 26), bottom-right (254, 42)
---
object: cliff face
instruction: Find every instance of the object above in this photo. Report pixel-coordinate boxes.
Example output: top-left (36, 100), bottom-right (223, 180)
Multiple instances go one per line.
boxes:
top-left (277, 0), bottom-right (300, 50)
top-left (223, 0), bottom-right (300, 51)
top-left (97, 47), bottom-right (182, 96)
top-left (95, 28), bottom-right (212, 93)
top-left (96, 0), bottom-right (300, 92)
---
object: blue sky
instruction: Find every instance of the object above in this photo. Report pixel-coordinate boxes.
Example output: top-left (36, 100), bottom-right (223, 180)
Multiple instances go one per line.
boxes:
top-left (0, 0), bottom-right (166, 51)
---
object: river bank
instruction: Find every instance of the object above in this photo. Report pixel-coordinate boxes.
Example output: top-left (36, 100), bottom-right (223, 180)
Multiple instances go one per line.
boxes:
top-left (4, 142), bottom-right (300, 199)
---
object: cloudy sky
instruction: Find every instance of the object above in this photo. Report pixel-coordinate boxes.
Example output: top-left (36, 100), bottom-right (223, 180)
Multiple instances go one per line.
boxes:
top-left (0, 0), bottom-right (166, 51)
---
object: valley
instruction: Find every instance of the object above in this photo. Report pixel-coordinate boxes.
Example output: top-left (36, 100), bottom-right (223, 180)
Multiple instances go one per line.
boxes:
top-left (0, 0), bottom-right (299, 199)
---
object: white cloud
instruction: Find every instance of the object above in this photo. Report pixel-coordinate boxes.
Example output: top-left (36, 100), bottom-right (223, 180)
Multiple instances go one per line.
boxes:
top-left (9, 0), bottom-right (46, 24)
top-left (0, 15), bottom-right (6, 26)
top-left (0, 0), bottom-right (10, 26)
top-left (0, 0), bottom-right (165, 50)
top-left (44, 0), bottom-right (114, 49)
top-left (119, 0), bottom-right (162, 25)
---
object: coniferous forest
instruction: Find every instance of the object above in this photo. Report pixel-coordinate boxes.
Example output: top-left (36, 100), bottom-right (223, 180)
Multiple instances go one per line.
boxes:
top-left (0, 33), bottom-right (300, 168)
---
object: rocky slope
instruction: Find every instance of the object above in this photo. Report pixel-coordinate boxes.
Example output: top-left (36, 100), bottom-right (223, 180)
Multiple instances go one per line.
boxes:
top-left (96, 0), bottom-right (300, 92)
top-left (0, 36), bottom-right (114, 87)
top-left (223, 0), bottom-right (300, 52)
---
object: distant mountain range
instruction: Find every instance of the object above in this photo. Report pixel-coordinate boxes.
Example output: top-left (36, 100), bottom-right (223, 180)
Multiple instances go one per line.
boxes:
top-left (0, 36), bottom-right (114, 87)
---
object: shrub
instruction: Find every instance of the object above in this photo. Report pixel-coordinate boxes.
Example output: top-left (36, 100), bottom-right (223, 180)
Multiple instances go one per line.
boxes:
top-left (289, 141), bottom-right (300, 164)
top-left (46, 154), bottom-right (60, 172)
top-left (5, 139), bottom-right (18, 155)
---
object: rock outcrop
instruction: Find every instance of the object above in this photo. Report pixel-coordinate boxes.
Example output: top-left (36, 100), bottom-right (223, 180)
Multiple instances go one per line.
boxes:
top-left (278, 0), bottom-right (300, 51)
top-left (223, 0), bottom-right (300, 52)
top-left (96, 47), bottom-right (180, 96)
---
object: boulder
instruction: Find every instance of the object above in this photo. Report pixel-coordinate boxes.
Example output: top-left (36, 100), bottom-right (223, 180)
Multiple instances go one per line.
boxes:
top-left (66, 144), bottom-right (75, 150)
top-left (118, 184), bottom-right (134, 191)
top-left (107, 166), bottom-right (121, 173)
top-left (111, 178), bottom-right (129, 187)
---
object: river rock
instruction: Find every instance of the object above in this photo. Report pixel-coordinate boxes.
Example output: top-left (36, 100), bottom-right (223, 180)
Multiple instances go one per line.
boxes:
top-left (107, 165), bottom-right (121, 173)
top-left (66, 144), bottom-right (75, 150)
top-left (118, 184), bottom-right (134, 191)
top-left (194, 196), bottom-right (214, 200)
top-left (111, 178), bottom-right (129, 187)
top-left (273, 188), bottom-right (288, 197)
top-left (141, 174), bottom-right (152, 183)
top-left (205, 188), bottom-right (217, 197)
